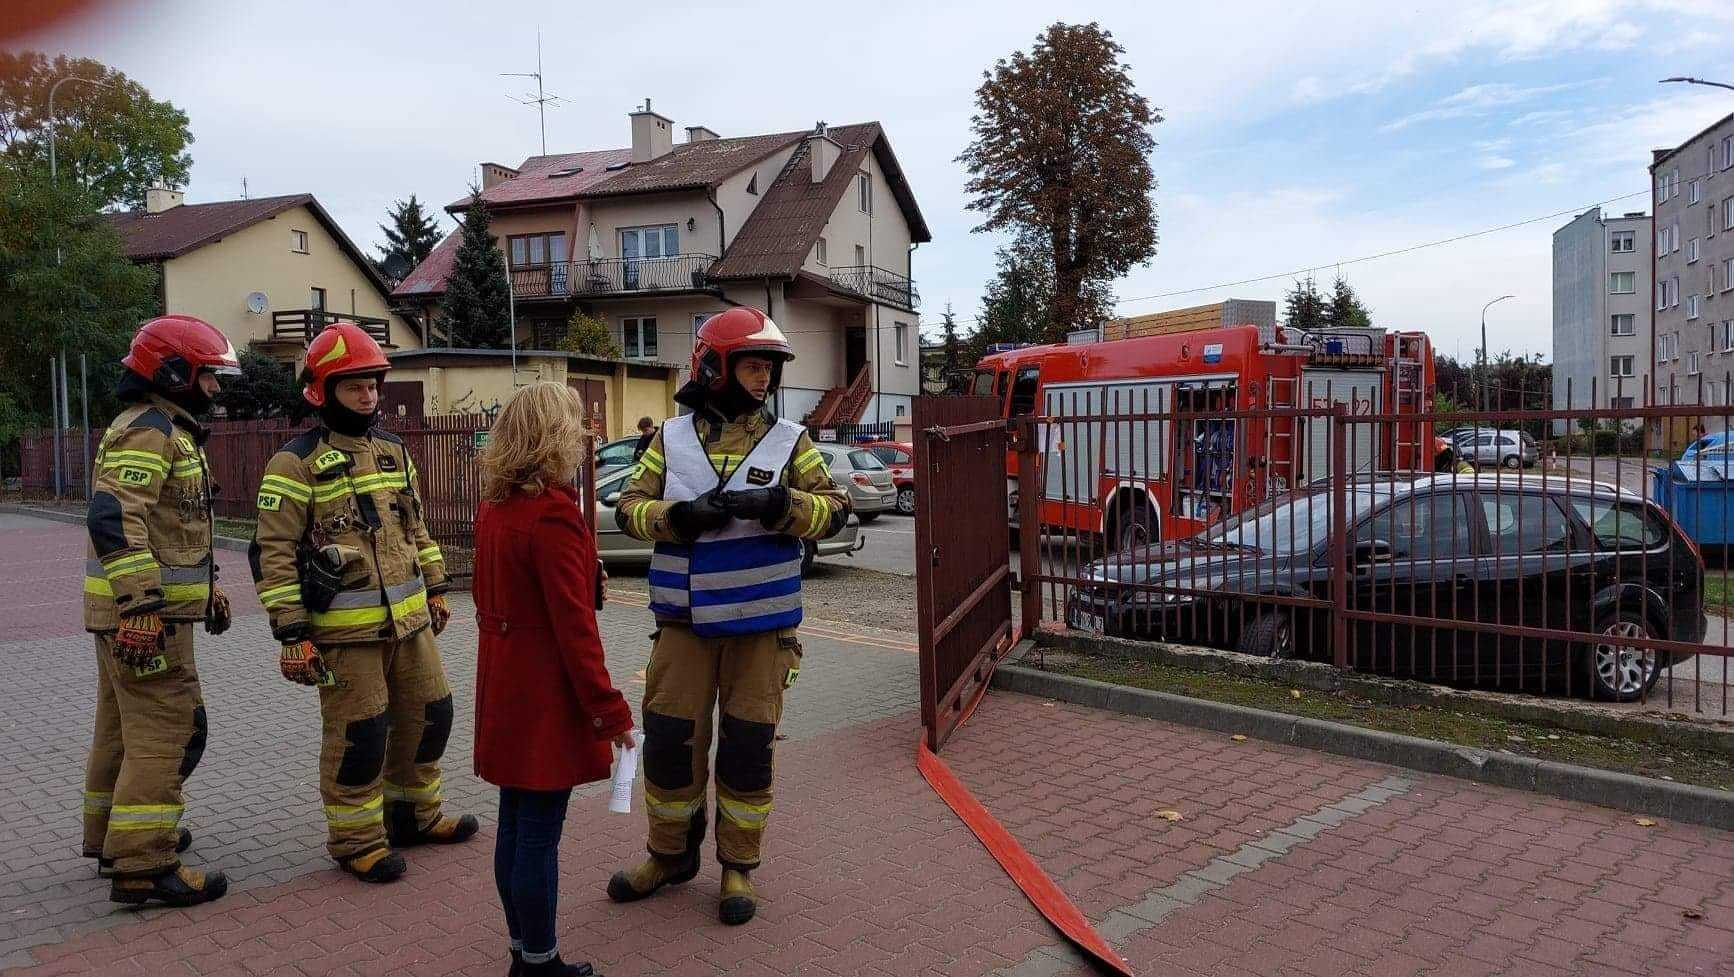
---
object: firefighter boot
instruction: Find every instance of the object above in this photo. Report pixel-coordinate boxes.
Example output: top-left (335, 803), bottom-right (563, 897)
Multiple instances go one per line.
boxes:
top-left (386, 805), bottom-right (479, 848)
top-left (608, 810), bottom-right (704, 903)
top-left (110, 864), bottom-right (228, 907)
top-left (93, 827), bottom-right (191, 878)
top-left (339, 847), bottom-right (407, 884)
top-left (719, 868), bottom-right (756, 926)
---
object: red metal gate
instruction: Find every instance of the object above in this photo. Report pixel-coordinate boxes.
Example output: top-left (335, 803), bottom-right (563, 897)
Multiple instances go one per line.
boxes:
top-left (914, 395), bottom-right (1016, 751)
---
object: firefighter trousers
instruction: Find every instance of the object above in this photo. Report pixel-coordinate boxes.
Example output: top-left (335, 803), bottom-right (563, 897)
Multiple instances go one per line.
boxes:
top-left (640, 623), bottom-right (802, 870)
top-left (314, 628), bottom-right (454, 861)
top-left (82, 624), bottom-right (208, 878)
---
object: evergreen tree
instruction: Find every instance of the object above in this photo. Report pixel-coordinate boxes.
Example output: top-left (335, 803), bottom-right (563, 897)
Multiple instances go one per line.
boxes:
top-left (213, 350), bottom-right (307, 421)
top-left (1325, 275), bottom-right (1372, 329)
top-left (971, 230), bottom-right (1114, 350)
top-left (558, 309), bottom-right (622, 359)
top-left (374, 194), bottom-right (441, 285)
top-left (1282, 275), bottom-right (1327, 333)
top-left (439, 189), bottom-right (511, 349)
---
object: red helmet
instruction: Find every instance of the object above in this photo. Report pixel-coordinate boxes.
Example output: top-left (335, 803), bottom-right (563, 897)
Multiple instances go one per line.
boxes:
top-left (691, 307), bottom-right (794, 392)
top-left (300, 323), bottom-right (391, 406)
top-left (121, 315), bottom-right (241, 392)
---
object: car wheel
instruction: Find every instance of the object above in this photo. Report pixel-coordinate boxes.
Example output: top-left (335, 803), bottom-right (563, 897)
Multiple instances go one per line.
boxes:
top-left (800, 539), bottom-right (817, 577)
top-left (1111, 501), bottom-right (1154, 553)
top-left (1585, 611), bottom-right (1665, 702)
top-left (1502, 454), bottom-right (1521, 469)
top-left (1237, 612), bottom-right (1295, 659)
top-left (858, 512), bottom-right (880, 524)
top-left (896, 486), bottom-right (916, 515)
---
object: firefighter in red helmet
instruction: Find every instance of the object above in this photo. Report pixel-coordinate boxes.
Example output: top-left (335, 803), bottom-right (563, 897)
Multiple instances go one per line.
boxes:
top-left (248, 323), bottom-right (475, 884)
top-left (607, 308), bottom-right (851, 924)
top-left (83, 315), bottom-right (239, 906)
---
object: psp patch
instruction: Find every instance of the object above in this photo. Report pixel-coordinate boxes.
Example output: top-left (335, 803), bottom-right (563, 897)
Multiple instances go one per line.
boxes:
top-left (746, 466), bottom-right (774, 486)
top-left (118, 467), bottom-right (154, 487)
top-left (257, 491), bottom-right (283, 512)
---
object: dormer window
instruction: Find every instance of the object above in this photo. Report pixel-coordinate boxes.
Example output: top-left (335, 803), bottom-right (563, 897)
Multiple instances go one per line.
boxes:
top-left (548, 166), bottom-right (584, 178)
top-left (747, 173), bottom-right (758, 195)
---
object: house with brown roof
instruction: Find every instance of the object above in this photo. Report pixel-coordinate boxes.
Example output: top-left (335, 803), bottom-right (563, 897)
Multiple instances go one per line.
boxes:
top-left (394, 102), bottom-right (931, 424)
top-left (107, 189), bottom-right (424, 367)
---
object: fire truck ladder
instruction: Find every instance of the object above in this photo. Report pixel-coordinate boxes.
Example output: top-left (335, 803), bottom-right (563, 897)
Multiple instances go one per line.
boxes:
top-left (1391, 334), bottom-right (1428, 471)
top-left (1265, 375), bottom-right (1300, 494)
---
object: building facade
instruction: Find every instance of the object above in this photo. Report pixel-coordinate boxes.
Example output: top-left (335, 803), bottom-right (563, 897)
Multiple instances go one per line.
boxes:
top-left (394, 105), bottom-right (931, 425)
top-left (1651, 110), bottom-right (1734, 447)
top-left (1550, 207), bottom-right (1652, 427)
top-left (108, 191), bottom-right (422, 366)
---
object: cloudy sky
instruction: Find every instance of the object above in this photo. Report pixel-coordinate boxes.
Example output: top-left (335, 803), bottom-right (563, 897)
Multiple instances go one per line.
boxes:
top-left (21, 0), bottom-right (1734, 360)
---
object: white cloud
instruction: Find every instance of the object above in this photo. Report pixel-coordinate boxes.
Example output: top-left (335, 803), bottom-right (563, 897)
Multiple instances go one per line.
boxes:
top-left (1381, 81), bottom-right (1590, 132)
top-left (1477, 156), bottom-right (1517, 170)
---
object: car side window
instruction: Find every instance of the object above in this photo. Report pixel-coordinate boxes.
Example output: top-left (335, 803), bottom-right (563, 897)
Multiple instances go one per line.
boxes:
top-left (1008, 366), bottom-right (1041, 417)
top-left (1475, 435), bottom-right (1497, 447)
top-left (1479, 493), bottom-right (1574, 555)
top-left (1354, 492), bottom-right (1474, 559)
top-left (870, 446), bottom-right (897, 464)
top-left (597, 441), bottom-right (633, 466)
top-left (1569, 499), bottom-right (1667, 551)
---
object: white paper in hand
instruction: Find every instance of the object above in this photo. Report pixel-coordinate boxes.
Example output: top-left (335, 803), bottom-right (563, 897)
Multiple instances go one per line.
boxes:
top-left (609, 730), bottom-right (640, 814)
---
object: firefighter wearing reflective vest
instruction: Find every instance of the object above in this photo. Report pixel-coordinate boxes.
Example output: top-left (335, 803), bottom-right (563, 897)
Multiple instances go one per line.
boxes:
top-left (248, 323), bottom-right (477, 884)
top-left (606, 308), bottom-right (850, 925)
top-left (82, 315), bottom-right (240, 907)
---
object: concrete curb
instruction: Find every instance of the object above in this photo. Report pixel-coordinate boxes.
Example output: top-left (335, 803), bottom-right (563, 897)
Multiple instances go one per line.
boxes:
top-left (1, 503), bottom-right (251, 552)
top-left (991, 662), bottom-right (1734, 831)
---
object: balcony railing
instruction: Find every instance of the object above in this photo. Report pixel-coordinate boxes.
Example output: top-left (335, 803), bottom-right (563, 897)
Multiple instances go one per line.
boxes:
top-left (271, 310), bottom-right (391, 347)
top-left (828, 265), bottom-right (920, 310)
top-left (509, 254), bottom-right (718, 300)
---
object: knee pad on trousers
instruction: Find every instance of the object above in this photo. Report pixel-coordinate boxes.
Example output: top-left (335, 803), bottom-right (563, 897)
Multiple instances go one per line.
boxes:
top-left (716, 714), bottom-right (775, 794)
top-left (642, 711), bottom-right (695, 790)
top-left (178, 705), bottom-right (208, 779)
top-left (415, 694), bottom-right (454, 763)
top-left (336, 712), bottom-right (388, 787)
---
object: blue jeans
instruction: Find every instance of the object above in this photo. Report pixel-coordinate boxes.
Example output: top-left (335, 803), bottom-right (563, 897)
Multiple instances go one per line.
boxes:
top-left (494, 787), bottom-right (572, 961)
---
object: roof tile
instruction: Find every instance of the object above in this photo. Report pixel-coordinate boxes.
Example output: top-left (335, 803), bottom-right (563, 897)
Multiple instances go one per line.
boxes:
top-left (105, 194), bottom-right (314, 260)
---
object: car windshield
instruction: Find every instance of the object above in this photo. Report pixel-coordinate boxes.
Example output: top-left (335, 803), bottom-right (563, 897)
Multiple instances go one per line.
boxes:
top-left (849, 449), bottom-right (886, 470)
top-left (1201, 488), bottom-right (1382, 554)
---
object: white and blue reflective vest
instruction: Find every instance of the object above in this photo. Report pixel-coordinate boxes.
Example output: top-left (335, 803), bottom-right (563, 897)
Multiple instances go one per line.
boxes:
top-left (647, 414), bottom-right (805, 637)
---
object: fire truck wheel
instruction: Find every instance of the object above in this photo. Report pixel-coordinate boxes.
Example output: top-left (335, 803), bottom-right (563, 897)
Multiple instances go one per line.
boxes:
top-left (1109, 501), bottom-right (1154, 552)
top-left (1238, 612), bottom-right (1294, 659)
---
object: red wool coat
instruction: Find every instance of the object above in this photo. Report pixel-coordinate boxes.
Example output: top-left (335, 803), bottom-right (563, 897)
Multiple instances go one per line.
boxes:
top-left (472, 482), bottom-right (633, 790)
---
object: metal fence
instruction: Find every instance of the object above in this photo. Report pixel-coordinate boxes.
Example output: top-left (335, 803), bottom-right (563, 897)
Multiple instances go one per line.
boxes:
top-left (810, 421), bottom-right (898, 445)
top-left (1015, 397), bottom-right (1734, 717)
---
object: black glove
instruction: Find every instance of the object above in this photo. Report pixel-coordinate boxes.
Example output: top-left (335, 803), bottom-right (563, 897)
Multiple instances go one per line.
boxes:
top-left (205, 586), bottom-right (232, 636)
top-left (668, 488), bottom-right (733, 541)
top-left (719, 487), bottom-right (791, 527)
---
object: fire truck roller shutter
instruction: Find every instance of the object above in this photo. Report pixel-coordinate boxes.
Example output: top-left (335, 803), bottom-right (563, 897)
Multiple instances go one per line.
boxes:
top-left (1300, 369), bottom-right (1384, 482)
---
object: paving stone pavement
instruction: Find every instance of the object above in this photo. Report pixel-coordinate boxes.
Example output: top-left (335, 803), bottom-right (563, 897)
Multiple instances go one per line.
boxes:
top-left (2, 512), bottom-right (1732, 977)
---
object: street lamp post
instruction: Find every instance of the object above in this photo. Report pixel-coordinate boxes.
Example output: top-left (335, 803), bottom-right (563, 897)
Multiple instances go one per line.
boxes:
top-left (1661, 77), bottom-right (1734, 93)
top-left (1481, 294), bottom-right (1516, 416)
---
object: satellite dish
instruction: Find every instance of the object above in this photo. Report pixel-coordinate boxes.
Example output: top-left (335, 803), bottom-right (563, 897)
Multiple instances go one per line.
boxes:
top-left (246, 291), bottom-right (268, 314)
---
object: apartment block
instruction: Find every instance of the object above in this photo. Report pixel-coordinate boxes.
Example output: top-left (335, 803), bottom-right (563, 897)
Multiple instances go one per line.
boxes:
top-left (1550, 207), bottom-right (1652, 427)
top-left (1651, 110), bottom-right (1734, 447)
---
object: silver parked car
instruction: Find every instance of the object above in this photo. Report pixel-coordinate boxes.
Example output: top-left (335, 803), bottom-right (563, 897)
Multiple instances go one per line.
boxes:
top-left (1461, 429), bottom-right (1538, 469)
top-left (592, 465), bottom-right (864, 573)
top-left (819, 444), bottom-right (896, 523)
top-left (594, 436), bottom-right (644, 478)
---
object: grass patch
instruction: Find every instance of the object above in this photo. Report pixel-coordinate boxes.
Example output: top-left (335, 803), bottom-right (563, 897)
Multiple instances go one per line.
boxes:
top-left (1047, 651), bottom-right (1734, 792)
top-left (214, 516), bottom-right (256, 540)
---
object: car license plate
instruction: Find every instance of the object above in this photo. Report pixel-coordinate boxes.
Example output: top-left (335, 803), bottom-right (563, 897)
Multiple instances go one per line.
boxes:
top-left (1069, 608), bottom-right (1105, 633)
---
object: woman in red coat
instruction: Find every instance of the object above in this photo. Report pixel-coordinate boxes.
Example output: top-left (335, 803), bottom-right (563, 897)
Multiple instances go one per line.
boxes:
top-left (473, 382), bottom-right (634, 977)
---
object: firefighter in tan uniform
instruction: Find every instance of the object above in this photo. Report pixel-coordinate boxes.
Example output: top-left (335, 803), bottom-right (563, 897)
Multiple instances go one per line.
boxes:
top-left (249, 324), bottom-right (476, 884)
top-left (606, 308), bottom-right (850, 925)
top-left (82, 315), bottom-right (239, 906)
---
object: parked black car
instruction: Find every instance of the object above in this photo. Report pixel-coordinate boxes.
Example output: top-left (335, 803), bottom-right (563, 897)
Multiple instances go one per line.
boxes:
top-left (1065, 473), bottom-right (1706, 701)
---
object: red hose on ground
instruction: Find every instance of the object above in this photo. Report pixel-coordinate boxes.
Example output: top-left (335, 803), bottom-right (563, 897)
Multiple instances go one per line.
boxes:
top-left (917, 738), bottom-right (1135, 977)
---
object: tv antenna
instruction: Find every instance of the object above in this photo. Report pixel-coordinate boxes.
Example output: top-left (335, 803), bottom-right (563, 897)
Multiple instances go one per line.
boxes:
top-left (501, 33), bottom-right (567, 155)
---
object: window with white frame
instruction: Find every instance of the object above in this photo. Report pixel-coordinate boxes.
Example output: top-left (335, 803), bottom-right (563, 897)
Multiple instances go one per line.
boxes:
top-left (1672, 169), bottom-right (1681, 196)
top-left (1725, 320), bottom-right (1734, 352)
top-left (1725, 258), bottom-right (1734, 292)
top-left (1690, 350), bottom-right (1701, 375)
top-left (1610, 230), bottom-right (1634, 253)
top-left (1689, 294), bottom-right (1701, 319)
top-left (291, 229), bottom-right (309, 253)
top-left (1725, 197), bottom-right (1734, 231)
top-left (1691, 179), bottom-right (1703, 205)
top-left (854, 244), bottom-right (865, 266)
top-left (1658, 227), bottom-right (1669, 252)
top-left (1611, 355), bottom-right (1635, 377)
top-left (1611, 314), bottom-right (1635, 336)
top-left (621, 316), bottom-right (659, 358)
top-left (1611, 272), bottom-right (1635, 294)
top-left (1670, 277), bottom-right (1681, 308)
top-left (894, 322), bottom-right (908, 364)
top-left (816, 237), bottom-right (827, 266)
top-left (1690, 238), bottom-right (1700, 262)
top-left (1675, 331), bottom-right (1683, 358)
top-left (1658, 174), bottom-right (1671, 203)
top-left (857, 173), bottom-right (872, 214)
top-left (1612, 396), bottom-right (1635, 409)
top-left (1724, 134), bottom-right (1734, 169)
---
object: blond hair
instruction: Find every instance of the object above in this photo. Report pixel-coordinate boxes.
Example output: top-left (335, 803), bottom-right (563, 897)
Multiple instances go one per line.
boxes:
top-left (479, 382), bottom-right (590, 503)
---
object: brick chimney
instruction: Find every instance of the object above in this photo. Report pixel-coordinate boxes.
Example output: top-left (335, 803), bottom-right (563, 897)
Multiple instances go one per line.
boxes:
top-left (807, 121), bottom-right (840, 184)
top-left (480, 162), bottom-right (519, 190)
top-left (630, 99), bottom-right (674, 163)
top-left (145, 186), bottom-right (184, 213)
top-left (685, 125), bottom-right (719, 143)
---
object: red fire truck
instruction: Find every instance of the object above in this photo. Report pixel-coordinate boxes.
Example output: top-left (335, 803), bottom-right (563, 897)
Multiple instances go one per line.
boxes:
top-left (972, 324), bottom-right (1436, 548)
